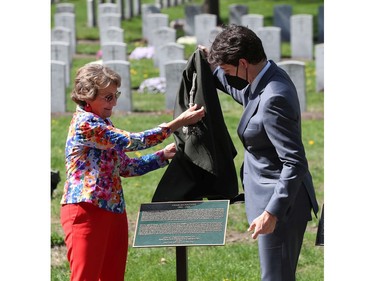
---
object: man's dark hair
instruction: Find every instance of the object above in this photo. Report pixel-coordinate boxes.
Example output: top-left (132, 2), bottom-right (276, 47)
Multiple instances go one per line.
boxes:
top-left (208, 24), bottom-right (267, 66)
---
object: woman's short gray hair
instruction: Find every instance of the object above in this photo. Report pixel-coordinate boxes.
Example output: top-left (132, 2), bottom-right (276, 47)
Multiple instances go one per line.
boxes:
top-left (71, 64), bottom-right (121, 106)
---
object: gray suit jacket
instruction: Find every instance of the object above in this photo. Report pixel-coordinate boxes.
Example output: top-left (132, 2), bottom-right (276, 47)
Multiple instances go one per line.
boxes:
top-left (214, 60), bottom-right (319, 223)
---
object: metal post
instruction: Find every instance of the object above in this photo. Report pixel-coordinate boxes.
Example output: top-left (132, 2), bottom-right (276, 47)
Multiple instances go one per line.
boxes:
top-left (176, 246), bottom-right (188, 281)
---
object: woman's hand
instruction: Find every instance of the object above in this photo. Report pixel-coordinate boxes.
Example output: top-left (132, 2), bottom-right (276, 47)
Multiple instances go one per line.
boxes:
top-left (165, 104), bottom-right (205, 132)
top-left (178, 104), bottom-right (205, 126)
top-left (163, 143), bottom-right (177, 159)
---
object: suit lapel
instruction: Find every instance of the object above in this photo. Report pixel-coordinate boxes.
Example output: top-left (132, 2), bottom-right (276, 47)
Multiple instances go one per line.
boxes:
top-left (237, 61), bottom-right (278, 144)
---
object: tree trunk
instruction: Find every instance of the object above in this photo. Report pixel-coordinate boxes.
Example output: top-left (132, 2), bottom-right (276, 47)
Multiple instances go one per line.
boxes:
top-left (202, 0), bottom-right (222, 25)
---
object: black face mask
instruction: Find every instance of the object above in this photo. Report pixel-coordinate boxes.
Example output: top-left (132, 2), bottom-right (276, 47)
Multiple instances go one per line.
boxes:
top-left (225, 65), bottom-right (249, 90)
top-left (225, 75), bottom-right (249, 90)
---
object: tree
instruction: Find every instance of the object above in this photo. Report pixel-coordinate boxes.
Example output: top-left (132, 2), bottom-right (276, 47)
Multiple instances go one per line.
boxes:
top-left (202, 0), bottom-right (223, 25)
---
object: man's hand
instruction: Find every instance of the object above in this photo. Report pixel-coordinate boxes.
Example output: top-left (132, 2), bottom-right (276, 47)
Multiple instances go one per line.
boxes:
top-left (248, 211), bottom-right (277, 239)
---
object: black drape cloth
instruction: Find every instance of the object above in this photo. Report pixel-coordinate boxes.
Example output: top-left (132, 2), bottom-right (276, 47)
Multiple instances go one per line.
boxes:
top-left (152, 49), bottom-right (239, 202)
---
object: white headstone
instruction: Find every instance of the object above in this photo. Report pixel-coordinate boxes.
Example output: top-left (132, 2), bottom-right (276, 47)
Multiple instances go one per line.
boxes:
top-left (51, 60), bottom-right (66, 113)
top-left (257, 27), bottom-right (281, 63)
top-left (277, 60), bottom-right (306, 112)
top-left (291, 14), bottom-right (313, 60)
top-left (104, 61), bottom-right (132, 112)
top-left (165, 60), bottom-right (187, 110)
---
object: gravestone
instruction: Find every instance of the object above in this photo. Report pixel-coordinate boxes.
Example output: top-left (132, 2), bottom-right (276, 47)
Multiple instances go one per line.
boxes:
top-left (229, 4), bottom-right (248, 25)
top-left (159, 43), bottom-right (185, 77)
top-left (152, 27), bottom-right (177, 67)
top-left (315, 44), bottom-right (324, 92)
top-left (291, 14), bottom-right (313, 60)
top-left (54, 12), bottom-right (76, 54)
top-left (241, 14), bottom-right (263, 34)
top-left (51, 60), bottom-right (66, 113)
top-left (277, 60), bottom-right (306, 112)
top-left (98, 2), bottom-right (119, 23)
top-left (184, 4), bottom-right (202, 36)
top-left (101, 26), bottom-right (124, 46)
top-left (51, 26), bottom-right (72, 63)
top-left (165, 60), bottom-right (187, 110)
top-left (257, 27), bottom-right (281, 63)
top-left (318, 5), bottom-right (324, 43)
top-left (208, 27), bottom-right (223, 49)
top-left (55, 3), bottom-right (75, 14)
top-left (194, 13), bottom-right (217, 47)
top-left (99, 13), bottom-right (122, 44)
top-left (104, 61), bottom-right (133, 112)
top-left (273, 4), bottom-right (292, 42)
top-left (141, 4), bottom-right (161, 41)
top-left (145, 13), bottom-right (169, 46)
top-left (51, 41), bottom-right (71, 87)
top-left (87, 0), bottom-right (96, 27)
top-left (102, 42), bottom-right (128, 62)
top-left (133, 0), bottom-right (141, 16)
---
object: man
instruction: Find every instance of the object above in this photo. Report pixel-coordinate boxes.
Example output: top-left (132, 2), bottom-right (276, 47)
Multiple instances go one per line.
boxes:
top-left (201, 24), bottom-right (319, 281)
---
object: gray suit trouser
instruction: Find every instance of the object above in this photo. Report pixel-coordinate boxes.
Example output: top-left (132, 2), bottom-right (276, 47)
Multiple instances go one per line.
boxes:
top-left (258, 186), bottom-right (311, 281)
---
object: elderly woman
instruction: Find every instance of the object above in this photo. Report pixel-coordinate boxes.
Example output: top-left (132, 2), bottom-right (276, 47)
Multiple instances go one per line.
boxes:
top-left (60, 63), bottom-right (205, 281)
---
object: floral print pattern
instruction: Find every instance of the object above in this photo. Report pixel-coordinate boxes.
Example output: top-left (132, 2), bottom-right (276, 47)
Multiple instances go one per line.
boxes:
top-left (60, 106), bottom-right (171, 213)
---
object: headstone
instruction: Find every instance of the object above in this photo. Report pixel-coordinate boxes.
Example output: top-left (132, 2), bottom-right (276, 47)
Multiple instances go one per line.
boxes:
top-left (87, 0), bottom-right (96, 27)
top-left (104, 61), bottom-right (133, 112)
top-left (55, 3), bottom-right (75, 14)
top-left (51, 41), bottom-right (71, 87)
top-left (194, 14), bottom-right (217, 46)
top-left (273, 4), bottom-right (292, 42)
top-left (152, 27), bottom-right (177, 67)
top-left (99, 13), bottom-right (122, 42)
top-left (208, 26), bottom-right (223, 49)
top-left (51, 60), bottom-right (66, 113)
top-left (133, 0), bottom-right (141, 16)
top-left (124, 0), bottom-right (132, 19)
top-left (54, 12), bottom-right (76, 54)
top-left (257, 27), bottom-right (281, 63)
top-left (315, 44), bottom-right (324, 92)
top-left (318, 5), bottom-right (324, 43)
top-left (184, 4), bottom-right (202, 36)
top-left (102, 42), bottom-right (128, 62)
top-left (165, 60), bottom-right (187, 110)
top-left (277, 60), bottom-right (306, 112)
top-left (241, 14), bottom-right (263, 34)
top-left (158, 43), bottom-right (185, 77)
top-left (141, 4), bottom-right (161, 41)
top-left (229, 4), bottom-right (248, 25)
top-left (101, 26), bottom-right (124, 45)
top-left (51, 26), bottom-right (72, 63)
top-left (145, 13), bottom-right (169, 46)
top-left (291, 14), bottom-right (313, 60)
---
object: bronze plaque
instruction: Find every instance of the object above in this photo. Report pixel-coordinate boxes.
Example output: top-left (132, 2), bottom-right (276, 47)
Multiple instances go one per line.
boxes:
top-left (133, 200), bottom-right (229, 247)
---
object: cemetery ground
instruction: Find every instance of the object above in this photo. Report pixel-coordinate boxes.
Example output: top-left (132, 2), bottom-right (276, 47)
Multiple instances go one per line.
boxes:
top-left (51, 0), bottom-right (324, 280)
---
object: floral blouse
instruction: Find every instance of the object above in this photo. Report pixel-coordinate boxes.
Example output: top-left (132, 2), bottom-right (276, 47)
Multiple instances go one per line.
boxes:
top-left (60, 106), bottom-right (171, 213)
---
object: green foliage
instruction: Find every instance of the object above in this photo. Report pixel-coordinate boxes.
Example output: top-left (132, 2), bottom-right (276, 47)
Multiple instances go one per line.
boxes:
top-left (51, 0), bottom-right (324, 280)
top-left (51, 232), bottom-right (65, 247)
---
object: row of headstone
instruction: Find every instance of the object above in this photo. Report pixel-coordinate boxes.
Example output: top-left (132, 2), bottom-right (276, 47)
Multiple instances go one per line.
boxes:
top-left (183, 3), bottom-right (324, 44)
top-left (86, 0), bottom-right (142, 27)
top-left (51, 3), bottom-right (77, 113)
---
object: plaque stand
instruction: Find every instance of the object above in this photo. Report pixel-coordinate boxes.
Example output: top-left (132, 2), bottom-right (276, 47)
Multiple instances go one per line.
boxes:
top-left (176, 246), bottom-right (188, 281)
top-left (133, 200), bottom-right (230, 281)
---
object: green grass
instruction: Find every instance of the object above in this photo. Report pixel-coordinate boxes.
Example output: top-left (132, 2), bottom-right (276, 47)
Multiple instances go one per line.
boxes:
top-left (51, 0), bottom-right (324, 280)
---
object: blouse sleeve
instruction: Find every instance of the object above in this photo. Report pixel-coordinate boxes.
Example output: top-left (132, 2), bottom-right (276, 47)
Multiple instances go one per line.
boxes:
top-left (119, 149), bottom-right (169, 177)
top-left (75, 113), bottom-right (172, 152)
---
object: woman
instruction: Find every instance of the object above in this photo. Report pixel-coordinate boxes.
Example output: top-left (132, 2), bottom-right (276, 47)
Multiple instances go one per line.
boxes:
top-left (60, 63), bottom-right (205, 281)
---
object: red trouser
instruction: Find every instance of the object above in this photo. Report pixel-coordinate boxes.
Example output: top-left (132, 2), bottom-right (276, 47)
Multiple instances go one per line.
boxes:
top-left (61, 202), bottom-right (128, 281)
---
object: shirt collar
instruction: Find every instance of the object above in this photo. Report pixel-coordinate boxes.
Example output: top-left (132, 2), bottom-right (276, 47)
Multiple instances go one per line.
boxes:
top-left (250, 61), bottom-right (271, 93)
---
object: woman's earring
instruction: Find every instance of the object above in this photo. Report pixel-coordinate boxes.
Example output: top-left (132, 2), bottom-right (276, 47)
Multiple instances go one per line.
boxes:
top-left (84, 103), bottom-right (92, 112)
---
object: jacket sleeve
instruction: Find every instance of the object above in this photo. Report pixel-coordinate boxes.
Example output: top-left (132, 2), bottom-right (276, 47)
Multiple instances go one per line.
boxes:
top-left (262, 94), bottom-right (309, 220)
